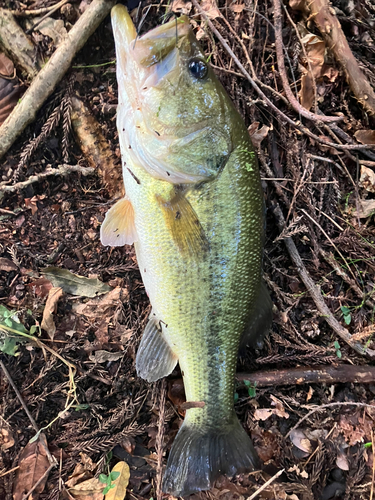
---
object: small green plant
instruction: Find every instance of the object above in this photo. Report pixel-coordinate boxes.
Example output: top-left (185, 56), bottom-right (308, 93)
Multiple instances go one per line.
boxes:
top-left (340, 306), bottom-right (352, 325)
top-left (99, 451), bottom-right (120, 495)
top-left (334, 340), bottom-right (342, 359)
top-left (243, 380), bottom-right (257, 398)
top-left (364, 442), bottom-right (372, 449)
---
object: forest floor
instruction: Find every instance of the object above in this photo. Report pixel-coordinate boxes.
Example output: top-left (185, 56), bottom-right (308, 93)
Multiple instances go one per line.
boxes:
top-left (0, 0), bottom-right (375, 499)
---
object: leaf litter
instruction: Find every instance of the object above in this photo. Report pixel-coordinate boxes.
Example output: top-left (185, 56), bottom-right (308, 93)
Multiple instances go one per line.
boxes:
top-left (1, 0), bottom-right (375, 499)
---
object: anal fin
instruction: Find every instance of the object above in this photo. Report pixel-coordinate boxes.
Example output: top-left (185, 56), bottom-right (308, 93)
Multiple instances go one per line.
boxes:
top-left (240, 280), bottom-right (273, 350)
top-left (136, 313), bottom-right (178, 382)
top-left (100, 197), bottom-right (137, 246)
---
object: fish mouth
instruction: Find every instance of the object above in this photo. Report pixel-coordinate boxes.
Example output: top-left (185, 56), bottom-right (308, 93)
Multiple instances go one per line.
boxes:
top-left (111, 5), bottom-right (191, 69)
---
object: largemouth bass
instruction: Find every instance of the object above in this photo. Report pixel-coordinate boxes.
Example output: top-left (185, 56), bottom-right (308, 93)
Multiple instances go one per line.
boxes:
top-left (101, 5), bottom-right (272, 496)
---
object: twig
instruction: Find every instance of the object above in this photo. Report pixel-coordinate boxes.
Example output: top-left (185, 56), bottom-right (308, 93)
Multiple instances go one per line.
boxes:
top-left (190, 0), bottom-right (374, 152)
top-left (247, 468), bottom-right (285, 500)
top-left (371, 429), bottom-right (375, 500)
top-left (0, 0), bottom-right (116, 160)
top-left (0, 359), bottom-right (56, 466)
top-left (291, 0), bottom-right (375, 116)
top-left (0, 359), bottom-right (39, 432)
top-left (156, 379), bottom-right (166, 500)
top-left (20, 462), bottom-right (55, 500)
top-left (237, 364), bottom-right (375, 387)
top-left (285, 402), bottom-right (375, 440)
top-left (272, 204), bottom-right (375, 360)
top-left (0, 8), bottom-right (42, 78)
top-left (26, 0), bottom-right (70, 34)
top-left (0, 164), bottom-right (94, 194)
top-left (272, 0), bottom-right (342, 123)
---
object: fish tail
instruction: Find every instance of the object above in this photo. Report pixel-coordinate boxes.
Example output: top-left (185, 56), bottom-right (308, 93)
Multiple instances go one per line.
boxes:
top-left (162, 412), bottom-right (260, 497)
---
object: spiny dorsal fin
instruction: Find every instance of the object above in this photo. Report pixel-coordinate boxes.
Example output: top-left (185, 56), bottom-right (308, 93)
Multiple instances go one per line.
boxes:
top-left (156, 189), bottom-right (208, 259)
top-left (100, 197), bottom-right (137, 247)
top-left (136, 313), bottom-right (178, 382)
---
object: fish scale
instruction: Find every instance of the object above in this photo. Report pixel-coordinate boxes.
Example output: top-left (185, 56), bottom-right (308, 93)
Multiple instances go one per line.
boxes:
top-left (101, 6), bottom-right (272, 496)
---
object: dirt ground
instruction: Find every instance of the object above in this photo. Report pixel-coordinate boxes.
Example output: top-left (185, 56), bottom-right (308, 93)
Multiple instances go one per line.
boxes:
top-left (0, 0), bottom-right (375, 499)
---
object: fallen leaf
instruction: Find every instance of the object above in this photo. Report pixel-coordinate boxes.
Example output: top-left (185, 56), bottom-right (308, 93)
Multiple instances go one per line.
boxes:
top-left (0, 53), bottom-right (22, 126)
top-left (74, 287), bottom-right (127, 318)
top-left (359, 165), bottom-right (375, 193)
top-left (36, 17), bottom-right (67, 45)
top-left (41, 287), bottom-right (63, 339)
top-left (89, 350), bottom-right (124, 363)
top-left (248, 122), bottom-right (270, 148)
top-left (1, 427), bottom-right (15, 450)
top-left (289, 429), bottom-right (312, 454)
top-left (105, 461), bottom-right (130, 500)
top-left (200, 0), bottom-right (221, 19)
top-left (253, 408), bottom-right (273, 421)
top-left (25, 197), bottom-right (39, 215)
top-left (42, 267), bottom-right (111, 297)
top-left (68, 477), bottom-right (104, 500)
top-left (270, 395), bottom-right (289, 418)
top-left (28, 277), bottom-right (53, 298)
top-left (355, 129), bottom-right (375, 145)
top-left (336, 451), bottom-right (349, 471)
top-left (229, 3), bottom-right (245, 13)
top-left (0, 257), bottom-right (18, 272)
top-left (169, 0), bottom-right (192, 15)
top-left (66, 453), bottom-right (96, 488)
top-left (13, 433), bottom-right (51, 500)
top-left (353, 199), bottom-right (375, 219)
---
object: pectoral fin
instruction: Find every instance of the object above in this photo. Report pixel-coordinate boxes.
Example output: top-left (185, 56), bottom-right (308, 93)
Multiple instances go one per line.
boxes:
top-left (156, 190), bottom-right (208, 258)
top-left (136, 314), bottom-right (178, 382)
top-left (100, 197), bottom-right (137, 246)
top-left (240, 281), bottom-right (273, 350)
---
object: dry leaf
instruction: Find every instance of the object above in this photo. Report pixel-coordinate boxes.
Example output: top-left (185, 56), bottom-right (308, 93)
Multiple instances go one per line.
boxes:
top-left (289, 429), bottom-right (312, 454)
top-left (28, 277), bottom-right (53, 298)
top-left (0, 53), bottom-right (22, 126)
top-left (353, 199), bottom-right (375, 219)
top-left (200, 0), bottom-right (221, 19)
top-left (359, 165), bottom-right (375, 192)
top-left (248, 122), bottom-right (270, 148)
top-left (0, 257), bottom-right (18, 272)
top-left (354, 129), bottom-right (375, 145)
top-left (25, 197), bottom-right (39, 215)
top-left (270, 395), bottom-right (289, 418)
top-left (68, 477), bottom-right (104, 500)
top-left (74, 287), bottom-right (127, 318)
top-left (229, 3), bottom-right (245, 13)
top-left (105, 461), bottom-right (130, 500)
top-left (253, 408), bottom-right (273, 421)
top-left (41, 287), bottom-right (63, 339)
top-left (336, 451), bottom-right (349, 471)
top-left (36, 18), bottom-right (67, 46)
top-left (13, 433), bottom-right (50, 500)
top-left (89, 350), bottom-right (123, 363)
top-left (169, 0), bottom-right (192, 15)
top-left (66, 453), bottom-right (96, 488)
top-left (1, 427), bottom-right (15, 450)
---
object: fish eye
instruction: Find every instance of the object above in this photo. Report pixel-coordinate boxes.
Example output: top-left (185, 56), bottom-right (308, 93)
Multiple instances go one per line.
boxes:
top-left (188, 58), bottom-right (208, 80)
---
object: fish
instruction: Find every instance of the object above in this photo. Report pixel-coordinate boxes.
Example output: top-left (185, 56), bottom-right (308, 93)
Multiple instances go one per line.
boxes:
top-left (101, 5), bottom-right (272, 497)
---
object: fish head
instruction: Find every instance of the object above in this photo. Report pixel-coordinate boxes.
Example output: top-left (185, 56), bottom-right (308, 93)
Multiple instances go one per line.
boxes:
top-left (112, 5), bottom-right (243, 184)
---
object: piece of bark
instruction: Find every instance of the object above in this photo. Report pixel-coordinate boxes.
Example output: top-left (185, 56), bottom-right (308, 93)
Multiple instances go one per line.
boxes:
top-left (237, 364), bottom-right (375, 387)
top-left (71, 97), bottom-right (124, 198)
top-left (0, 0), bottom-right (116, 160)
top-left (0, 8), bottom-right (41, 78)
top-left (291, 0), bottom-right (375, 116)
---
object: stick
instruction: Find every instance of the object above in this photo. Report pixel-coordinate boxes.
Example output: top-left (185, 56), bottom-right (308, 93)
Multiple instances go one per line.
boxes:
top-left (0, 0), bottom-right (116, 160)
top-left (0, 164), bottom-right (94, 194)
top-left (272, 0), bottom-right (342, 123)
top-left (237, 364), bottom-right (375, 387)
top-left (247, 469), bottom-right (285, 500)
top-left (285, 401), bottom-right (375, 440)
top-left (156, 379), bottom-right (166, 500)
top-left (272, 204), bottom-right (375, 360)
top-left (20, 462), bottom-right (55, 500)
top-left (190, 0), bottom-right (374, 153)
top-left (292, 0), bottom-right (375, 116)
top-left (0, 8), bottom-right (41, 78)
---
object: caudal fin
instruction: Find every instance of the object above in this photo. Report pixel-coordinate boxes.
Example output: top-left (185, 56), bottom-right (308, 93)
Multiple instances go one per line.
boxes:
top-left (162, 413), bottom-right (260, 497)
